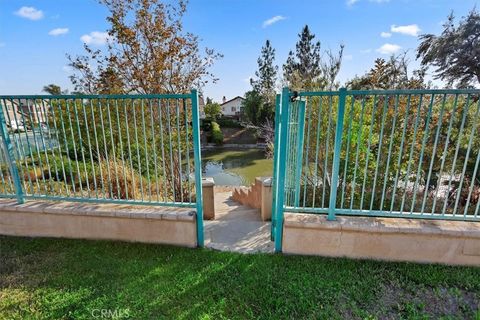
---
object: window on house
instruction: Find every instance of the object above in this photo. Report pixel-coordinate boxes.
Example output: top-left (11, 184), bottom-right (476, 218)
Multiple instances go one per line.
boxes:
top-left (231, 106), bottom-right (236, 112)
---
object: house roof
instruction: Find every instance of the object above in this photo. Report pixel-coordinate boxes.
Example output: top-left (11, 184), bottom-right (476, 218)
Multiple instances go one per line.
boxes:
top-left (220, 96), bottom-right (244, 106)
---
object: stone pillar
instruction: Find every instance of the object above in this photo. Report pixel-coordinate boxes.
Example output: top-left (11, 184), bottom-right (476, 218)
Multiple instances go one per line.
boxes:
top-left (261, 177), bottom-right (272, 221)
top-left (202, 177), bottom-right (215, 220)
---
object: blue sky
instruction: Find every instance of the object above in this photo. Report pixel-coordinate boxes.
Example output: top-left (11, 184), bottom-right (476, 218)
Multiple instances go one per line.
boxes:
top-left (0, 0), bottom-right (478, 101)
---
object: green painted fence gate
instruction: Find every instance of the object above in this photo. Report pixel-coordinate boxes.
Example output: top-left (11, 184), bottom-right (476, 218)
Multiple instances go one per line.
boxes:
top-left (0, 91), bottom-right (205, 246)
top-left (272, 88), bottom-right (480, 252)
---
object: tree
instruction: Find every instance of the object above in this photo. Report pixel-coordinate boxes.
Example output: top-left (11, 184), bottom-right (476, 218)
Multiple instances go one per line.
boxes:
top-left (417, 8), bottom-right (480, 88)
top-left (250, 40), bottom-right (278, 103)
top-left (283, 25), bottom-right (344, 90)
top-left (204, 102), bottom-right (221, 121)
top-left (242, 90), bottom-right (273, 126)
top-left (347, 54), bottom-right (428, 90)
top-left (67, 0), bottom-right (222, 94)
top-left (42, 84), bottom-right (66, 95)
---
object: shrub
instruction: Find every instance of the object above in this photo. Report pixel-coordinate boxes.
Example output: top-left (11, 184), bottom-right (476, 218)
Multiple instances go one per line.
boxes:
top-left (98, 159), bottom-right (140, 200)
top-left (216, 117), bottom-right (243, 128)
top-left (211, 121), bottom-right (223, 145)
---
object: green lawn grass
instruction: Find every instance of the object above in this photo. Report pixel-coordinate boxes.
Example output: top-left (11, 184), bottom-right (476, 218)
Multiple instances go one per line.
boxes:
top-left (1, 236), bottom-right (479, 319)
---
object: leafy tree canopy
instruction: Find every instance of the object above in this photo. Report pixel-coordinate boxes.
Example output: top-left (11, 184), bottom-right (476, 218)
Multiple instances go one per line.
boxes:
top-left (67, 0), bottom-right (222, 94)
top-left (204, 102), bottom-right (221, 121)
top-left (242, 90), bottom-right (274, 126)
top-left (347, 54), bottom-right (428, 90)
top-left (417, 8), bottom-right (480, 88)
top-left (42, 84), bottom-right (67, 95)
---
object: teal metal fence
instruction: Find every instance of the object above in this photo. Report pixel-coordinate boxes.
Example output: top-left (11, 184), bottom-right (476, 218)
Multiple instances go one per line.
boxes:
top-left (0, 91), bottom-right (204, 245)
top-left (273, 88), bottom-right (480, 251)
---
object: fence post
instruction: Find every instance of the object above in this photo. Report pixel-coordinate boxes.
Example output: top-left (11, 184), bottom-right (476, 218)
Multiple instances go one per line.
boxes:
top-left (270, 94), bottom-right (281, 241)
top-left (191, 89), bottom-right (204, 247)
top-left (274, 87), bottom-right (291, 252)
top-left (0, 102), bottom-right (24, 204)
top-left (328, 88), bottom-right (347, 221)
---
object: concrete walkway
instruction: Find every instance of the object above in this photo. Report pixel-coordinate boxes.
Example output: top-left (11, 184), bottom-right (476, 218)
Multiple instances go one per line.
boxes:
top-left (204, 192), bottom-right (274, 253)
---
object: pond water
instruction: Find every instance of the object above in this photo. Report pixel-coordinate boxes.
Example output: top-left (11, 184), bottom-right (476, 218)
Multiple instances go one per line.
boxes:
top-left (201, 149), bottom-right (273, 186)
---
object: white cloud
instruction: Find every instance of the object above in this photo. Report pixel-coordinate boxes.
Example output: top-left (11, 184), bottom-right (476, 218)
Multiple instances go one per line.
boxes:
top-left (360, 48), bottom-right (372, 54)
top-left (262, 15), bottom-right (286, 28)
top-left (380, 32), bottom-right (392, 38)
top-left (80, 31), bottom-right (111, 45)
top-left (390, 24), bottom-right (421, 36)
top-left (346, 0), bottom-right (359, 6)
top-left (15, 6), bottom-right (44, 20)
top-left (344, 54), bottom-right (353, 61)
top-left (49, 28), bottom-right (69, 36)
top-left (376, 43), bottom-right (401, 55)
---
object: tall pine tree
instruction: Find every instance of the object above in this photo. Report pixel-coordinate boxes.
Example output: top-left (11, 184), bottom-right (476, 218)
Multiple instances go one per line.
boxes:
top-left (250, 40), bottom-right (278, 103)
top-left (283, 25), bottom-right (343, 90)
top-left (283, 25), bottom-right (322, 90)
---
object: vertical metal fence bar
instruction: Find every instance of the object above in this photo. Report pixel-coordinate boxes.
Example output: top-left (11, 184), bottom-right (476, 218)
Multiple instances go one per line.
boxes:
top-left (81, 99), bottom-right (98, 199)
top-left (0, 101), bottom-right (24, 203)
top-left (441, 94), bottom-right (470, 215)
top-left (23, 99), bottom-right (43, 193)
top-left (284, 99), bottom-right (294, 206)
top-left (431, 94), bottom-right (459, 214)
top-left (66, 99), bottom-right (85, 196)
top-left (274, 88), bottom-right (290, 252)
top-left (33, 98), bottom-right (55, 194)
top-left (302, 97), bottom-right (313, 208)
top-left (132, 99), bottom-right (144, 201)
top-left (452, 98), bottom-right (480, 216)
top-left (40, 99), bottom-right (62, 195)
top-left (183, 99), bottom-right (192, 204)
top-left (166, 100), bottom-right (176, 202)
top-left (72, 98), bottom-right (91, 198)
top-left (360, 95), bottom-right (378, 210)
top-left (271, 94), bottom-right (281, 240)
top-left (105, 99), bottom-right (121, 200)
top-left (410, 94), bottom-right (435, 214)
top-left (464, 149), bottom-right (480, 217)
top-left (389, 94), bottom-right (412, 213)
top-left (50, 99), bottom-right (69, 197)
top-left (349, 96), bottom-right (367, 210)
top-left (340, 96), bottom-right (355, 209)
top-left (3, 98), bottom-right (34, 196)
top-left (379, 94), bottom-right (400, 211)
top-left (90, 99), bottom-right (106, 199)
top-left (311, 97), bottom-right (323, 209)
top-left (322, 96), bottom-right (334, 208)
top-left (114, 99), bottom-right (128, 200)
top-left (158, 99), bottom-right (168, 202)
top-left (175, 99), bottom-right (184, 203)
top-left (328, 88), bottom-right (346, 220)
top-left (124, 99), bottom-right (136, 200)
top-left (25, 99), bottom-right (49, 194)
top-left (57, 99), bottom-right (77, 195)
top-left (191, 89), bottom-right (204, 247)
top-left (294, 100), bottom-right (306, 207)
top-left (369, 95), bottom-right (389, 210)
top-left (98, 99), bottom-right (113, 199)
top-left (148, 99), bottom-right (161, 202)
top-left (140, 99), bottom-right (152, 202)
top-left (400, 94), bottom-right (423, 213)
top-left (420, 94), bottom-right (447, 215)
